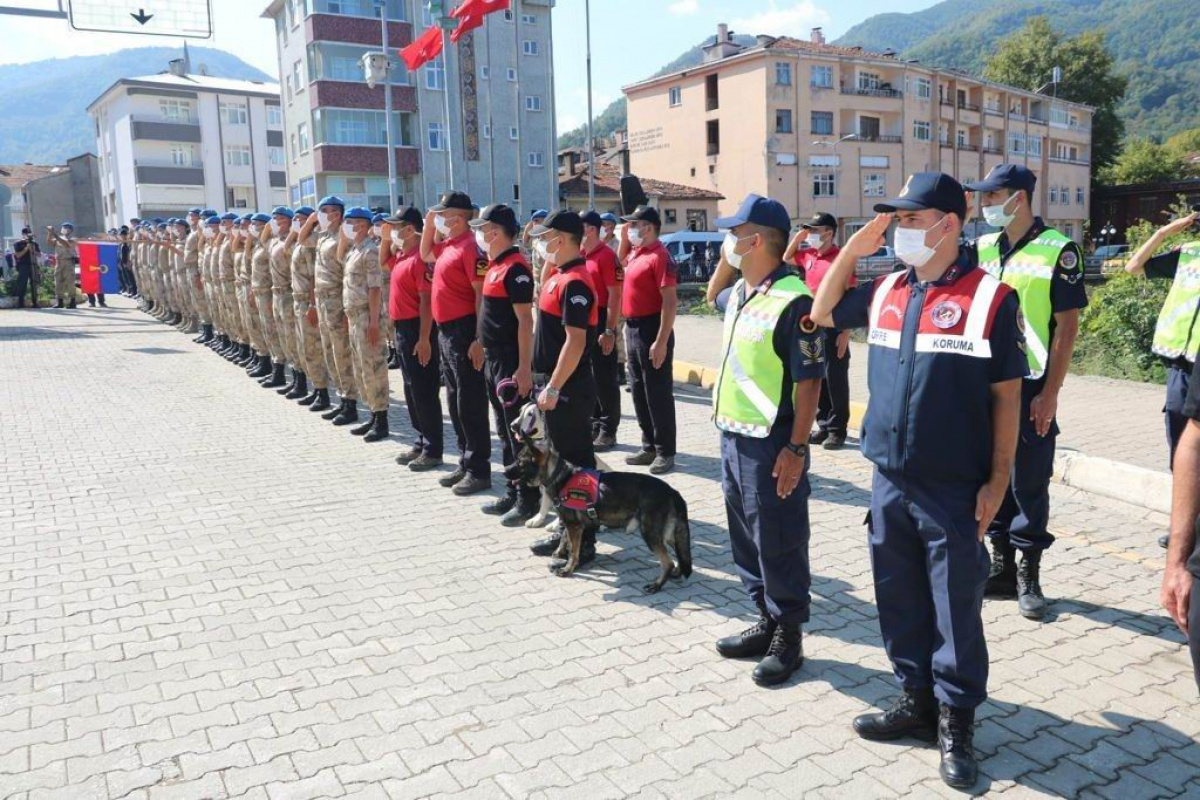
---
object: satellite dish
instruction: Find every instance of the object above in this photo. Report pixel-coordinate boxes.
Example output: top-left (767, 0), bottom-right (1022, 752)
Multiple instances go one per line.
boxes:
top-left (0, 185), bottom-right (11, 206)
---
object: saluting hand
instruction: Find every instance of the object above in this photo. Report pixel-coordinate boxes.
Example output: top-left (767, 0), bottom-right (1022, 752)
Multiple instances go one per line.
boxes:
top-left (1159, 212), bottom-right (1199, 239)
top-left (843, 213), bottom-right (892, 259)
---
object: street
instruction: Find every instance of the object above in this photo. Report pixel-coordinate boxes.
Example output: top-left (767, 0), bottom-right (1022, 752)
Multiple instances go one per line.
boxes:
top-left (0, 300), bottom-right (1197, 799)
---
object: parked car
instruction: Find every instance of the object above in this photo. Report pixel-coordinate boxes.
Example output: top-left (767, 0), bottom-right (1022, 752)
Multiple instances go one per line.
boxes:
top-left (660, 232), bottom-right (724, 282)
top-left (857, 245), bottom-right (897, 279)
top-left (1084, 244), bottom-right (1130, 279)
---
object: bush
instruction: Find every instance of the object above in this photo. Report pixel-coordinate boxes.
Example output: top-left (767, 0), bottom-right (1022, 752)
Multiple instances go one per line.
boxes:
top-left (1074, 274), bottom-right (1171, 382)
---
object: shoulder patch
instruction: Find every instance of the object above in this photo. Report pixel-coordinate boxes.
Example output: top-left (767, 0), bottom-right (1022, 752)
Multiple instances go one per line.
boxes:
top-left (799, 336), bottom-right (824, 365)
top-left (514, 274), bottom-right (531, 284)
top-left (475, 258), bottom-right (489, 278)
top-left (570, 295), bottom-right (589, 306)
top-left (1059, 249), bottom-right (1079, 271)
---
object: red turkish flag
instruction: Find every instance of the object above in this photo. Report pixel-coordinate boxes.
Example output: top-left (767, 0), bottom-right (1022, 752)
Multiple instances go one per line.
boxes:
top-left (449, 11), bottom-right (483, 43)
top-left (451, 0), bottom-right (510, 19)
top-left (400, 25), bottom-right (444, 71)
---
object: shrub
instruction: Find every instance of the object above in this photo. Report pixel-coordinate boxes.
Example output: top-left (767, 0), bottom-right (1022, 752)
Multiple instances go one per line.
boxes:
top-left (1074, 274), bottom-right (1170, 382)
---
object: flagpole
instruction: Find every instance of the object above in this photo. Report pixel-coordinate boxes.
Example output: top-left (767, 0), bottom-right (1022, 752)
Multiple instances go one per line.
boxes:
top-left (378, 0), bottom-right (398, 209)
top-left (484, 16), bottom-right (496, 201)
top-left (513, 0), bottom-right (523, 218)
top-left (584, 0), bottom-right (594, 209)
top-left (547, 0), bottom-right (558, 212)
top-left (440, 23), bottom-right (455, 187)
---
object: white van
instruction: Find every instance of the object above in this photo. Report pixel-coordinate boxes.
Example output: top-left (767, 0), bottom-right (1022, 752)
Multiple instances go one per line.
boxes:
top-left (659, 231), bottom-right (725, 282)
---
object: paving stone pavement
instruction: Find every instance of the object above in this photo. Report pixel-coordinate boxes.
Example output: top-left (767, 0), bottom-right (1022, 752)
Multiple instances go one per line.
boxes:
top-left (1, 299), bottom-right (1197, 800)
top-left (674, 316), bottom-right (1170, 474)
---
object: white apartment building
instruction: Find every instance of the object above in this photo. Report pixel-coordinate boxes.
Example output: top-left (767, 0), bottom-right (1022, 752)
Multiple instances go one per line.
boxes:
top-left (88, 60), bottom-right (286, 228)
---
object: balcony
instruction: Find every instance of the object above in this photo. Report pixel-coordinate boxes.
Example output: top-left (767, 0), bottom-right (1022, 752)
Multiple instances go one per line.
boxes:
top-left (1049, 156), bottom-right (1091, 166)
top-left (957, 143), bottom-right (979, 152)
top-left (983, 145), bottom-right (1003, 155)
top-left (984, 106), bottom-right (1003, 116)
top-left (957, 101), bottom-right (981, 113)
top-left (840, 86), bottom-right (903, 99)
top-left (1029, 115), bottom-right (1049, 125)
top-left (134, 161), bottom-right (204, 186)
top-left (131, 116), bottom-right (201, 143)
top-left (843, 132), bottom-right (902, 144)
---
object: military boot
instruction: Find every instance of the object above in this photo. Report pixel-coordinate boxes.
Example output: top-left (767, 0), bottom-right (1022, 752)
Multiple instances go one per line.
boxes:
top-left (332, 399), bottom-right (359, 426)
top-left (321, 399), bottom-right (346, 420)
top-left (249, 355), bottom-right (272, 379)
top-left (350, 412), bottom-right (375, 436)
top-left (482, 488), bottom-right (518, 516)
top-left (260, 362), bottom-right (286, 388)
top-left (308, 388), bottom-right (331, 412)
top-left (937, 706), bottom-right (978, 789)
top-left (1017, 551), bottom-right (1048, 620)
top-left (984, 536), bottom-right (1018, 598)
top-left (716, 601), bottom-right (777, 659)
top-left (501, 492), bottom-right (541, 527)
top-left (853, 688), bottom-right (939, 742)
top-left (752, 622), bottom-right (804, 686)
top-left (286, 372), bottom-right (308, 400)
top-left (276, 367), bottom-right (298, 395)
top-left (363, 411), bottom-right (390, 442)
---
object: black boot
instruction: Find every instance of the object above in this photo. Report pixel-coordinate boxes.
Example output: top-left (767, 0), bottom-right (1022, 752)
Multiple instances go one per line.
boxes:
top-left (751, 623), bottom-right (803, 686)
top-left (332, 399), bottom-right (359, 426)
top-left (984, 536), bottom-right (1017, 599)
top-left (363, 411), bottom-right (390, 442)
top-left (549, 527), bottom-right (596, 570)
top-left (321, 399), bottom-right (346, 420)
top-left (261, 362), bottom-right (286, 388)
top-left (286, 372), bottom-right (308, 400)
top-left (482, 488), bottom-right (518, 516)
top-left (716, 601), bottom-right (777, 659)
top-left (308, 388), bottom-right (331, 412)
top-left (238, 344), bottom-right (254, 366)
top-left (249, 355), bottom-right (273, 379)
top-left (853, 688), bottom-right (939, 742)
top-left (501, 492), bottom-right (541, 527)
top-left (277, 367), bottom-right (298, 395)
top-left (1017, 551), bottom-right (1048, 620)
top-left (350, 412), bottom-right (375, 436)
top-left (938, 706), bottom-right (978, 789)
top-left (530, 528), bottom-right (563, 556)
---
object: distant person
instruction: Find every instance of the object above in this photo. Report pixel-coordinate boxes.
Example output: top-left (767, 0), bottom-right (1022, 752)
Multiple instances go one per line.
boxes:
top-left (13, 227), bottom-right (41, 308)
top-left (46, 222), bottom-right (78, 308)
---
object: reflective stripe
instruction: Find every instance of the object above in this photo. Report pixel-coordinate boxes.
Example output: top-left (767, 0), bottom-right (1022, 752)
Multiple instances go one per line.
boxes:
top-left (867, 327), bottom-right (901, 349)
top-left (727, 348), bottom-right (780, 422)
top-left (914, 333), bottom-right (992, 358)
top-left (964, 273), bottom-right (1000, 342)
top-left (868, 271), bottom-right (906, 330)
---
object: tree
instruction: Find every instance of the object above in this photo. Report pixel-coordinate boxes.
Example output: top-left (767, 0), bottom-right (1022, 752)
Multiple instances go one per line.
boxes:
top-left (984, 17), bottom-right (1127, 175)
top-left (1100, 138), bottom-right (1186, 185)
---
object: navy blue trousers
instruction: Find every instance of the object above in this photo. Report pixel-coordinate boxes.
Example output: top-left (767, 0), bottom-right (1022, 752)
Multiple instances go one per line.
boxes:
top-left (1166, 364), bottom-right (1192, 470)
top-left (721, 427), bottom-right (811, 626)
top-left (870, 470), bottom-right (990, 709)
top-left (988, 383), bottom-right (1057, 553)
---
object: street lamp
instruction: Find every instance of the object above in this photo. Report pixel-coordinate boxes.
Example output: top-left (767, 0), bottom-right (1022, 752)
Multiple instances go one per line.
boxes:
top-left (1098, 222), bottom-right (1116, 249)
top-left (812, 134), bottom-right (858, 242)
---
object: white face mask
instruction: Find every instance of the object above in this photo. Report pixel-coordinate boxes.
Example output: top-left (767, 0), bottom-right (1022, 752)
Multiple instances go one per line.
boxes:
top-left (722, 232), bottom-right (753, 271)
top-left (893, 219), bottom-right (949, 269)
top-left (250, 224), bottom-right (263, 237)
top-left (434, 214), bottom-right (451, 235)
top-left (391, 232), bottom-right (403, 248)
top-left (270, 220), bottom-right (282, 237)
top-left (318, 211), bottom-right (332, 231)
top-left (805, 233), bottom-right (824, 250)
top-left (627, 226), bottom-right (644, 247)
top-left (370, 225), bottom-right (381, 238)
top-left (342, 222), bottom-right (357, 239)
top-left (60, 228), bottom-right (70, 237)
top-left (474, 230), bottom-right (490, 252)
top-left (204, 228), bottom-right (215, 239)
top-left (982, 194), bottom-right (1018, 228)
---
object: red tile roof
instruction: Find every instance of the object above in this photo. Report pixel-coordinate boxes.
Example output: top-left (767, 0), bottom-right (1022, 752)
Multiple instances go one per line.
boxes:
top-left (559, 164), bottom-right (723, 201)
top-left (763, 36), bottom-right (898, 61)
top-left (0, 164), bottom-right (63, 192)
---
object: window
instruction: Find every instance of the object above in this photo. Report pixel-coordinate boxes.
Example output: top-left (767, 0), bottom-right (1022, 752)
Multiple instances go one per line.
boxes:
top-left (293, 59), bottom-right (305, 92)
top-left (810, 65), bottom-right (833, 89)
top-left (1061, 186), bottom-right (1071, 204)
top-left (219, 101), bottom-right (248, 125)
top-left (481, 65), bottom-right (489, 80)
top-left (668, 86), bottom-right (682, 107)
top-left (1008, 132), bottom-right (1025, 154)
top-left (523, 40), bottom-right (539, 56)
top-left (509, 126), bottom-right (519, 140)
top-left (169, 143), bottom-right (196, 166)
top-left (482, 123), bottom-right (492, 139)
top-left (525, 95), bottom-right (543, 112)
top-left (506, 68), bottom-right (517, 82)
top-left (1076, 187), bottom-right (1085, 205)
top-left (329, 56), bottom-right (360, 81)
top-left (291, 184), bottom-right (301, 204)
top-left (290, 133), bottom-right (298, 161)
top-left (775, 109), bottom-right (793, 134)
top-left (298, 122), bottom-right (309, 153)
top-left (428, 121), bottom-right (446, 151)
top-left (267, 105), bottom-right (283, 127)
top-left (313, 0), bottom-right (405, 17)
top-left (915, 77), bottom-right (932, 100)
top-left (664, 209), bottom-right (677, 225)
top-left (811, 111), bottom-right (833, 135)
top-left (425, 59), bottom-right (445, 91)
top-left (863, 173), bottom-right (886, 197)
top-left (857, 71), bottom-right (880, 92)
top-left (813, 173), bottom-right (836, 198)
top-left (521, 12), bottom-right (535, 24)
top-left (268, 146), bottom-right (285, 167)
top-left (528, 151), bottom-right (544, 168)
top-left (1029, 135), bottom-right (1043, 157)
top-left (324, 175), bottom-right (393, 209)
top-left (159, 99), bottom-right (193, 122)
top-left (1049, 186), bottom-right (1059, 204)
top-left (225, 146), bottom-right (252, 167)
top-left (808, 154), bottom-right (839, 167)
top-left (286, 74), bottom-right (293, 101)
top-left (308, 42), bottom-right (411, 86)
top-left (775, 62), bottom-right (792, 86)
top-left (316, 109), bottom-right (415, 147)
top-left (956, 128), bottom-right (966, 147)
top-left (860, 155), bottom-right (889, 168)
top-left (300, 176), bottom-right (316, 205)
top-left (503, 8), bottom-right (513, 21)
top-left (912, 120), bottom-right (931, 141)
top-left (226, 186), bottom-right (254, 209)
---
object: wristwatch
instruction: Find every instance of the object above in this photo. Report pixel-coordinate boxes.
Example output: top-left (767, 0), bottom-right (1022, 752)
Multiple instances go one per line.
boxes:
top-left (783, 441), bottom-right (808, 457)
top-left (544, 386), bottom-right (561, 399)
top-left (603, 328), bottom-right (617, 337)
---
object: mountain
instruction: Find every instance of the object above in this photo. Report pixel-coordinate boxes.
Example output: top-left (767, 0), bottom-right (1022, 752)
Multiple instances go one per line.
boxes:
top-left (836, 0), bottom-right (1200, 139)
top-left (0, 47), bottom-right (272, 164)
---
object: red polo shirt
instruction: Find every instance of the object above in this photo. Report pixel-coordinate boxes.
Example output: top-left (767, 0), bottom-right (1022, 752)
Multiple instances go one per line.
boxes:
top-left (584, 241), bottom-right (623, 314)
top-left (389, 248), bottom-right (431, 322)
top-left (622, 240), bottom-right (676, 318)
top-left (431, 231), bottom-right (486, 324)
top-left (794, 244), bottom-right (855, 294)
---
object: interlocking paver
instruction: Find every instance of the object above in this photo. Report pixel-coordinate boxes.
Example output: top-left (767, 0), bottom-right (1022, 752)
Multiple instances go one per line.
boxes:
top-left (1, 300), bottom-right (1197, 800)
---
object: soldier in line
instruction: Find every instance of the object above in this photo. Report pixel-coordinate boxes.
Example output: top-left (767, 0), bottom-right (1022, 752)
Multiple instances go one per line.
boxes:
top-left (268, 207), bottom-right (303, 398)
top-left (288, 207), bottom-right (332, 412)
top-left (46, 222), bottom-right (78, 309)
top-left (250, 213), bottom-right (286, 388)
top-left (341, 207), bottom-right (391, 442)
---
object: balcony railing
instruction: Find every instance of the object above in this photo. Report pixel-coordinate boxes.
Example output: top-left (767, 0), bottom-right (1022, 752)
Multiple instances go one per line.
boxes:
top-left (840, 86), bottom-right (903, 99)
top-left (131, 114), bottom-right (199, 125)
top-left (983, 145), bottom-right (1003, 155)
top-left (984, 107), bottom-right (1003, 116)
top-left (957, 143), bottom-right (979, 152)
top-left (1008, 111), bottom-right (1026, 121)
top-left (1049, 156), bottom-right (1091, 166)
top-left (845, 132), bottom-right (902, 143)
top-left (1029, 115), bottom-right (1049, 124)
top-left (134, 159), bottom-right (201, 168)
top-left (957, 101), bottom-right (981, 113)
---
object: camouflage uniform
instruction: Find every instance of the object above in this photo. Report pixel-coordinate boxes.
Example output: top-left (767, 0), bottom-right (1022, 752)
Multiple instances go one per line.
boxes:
top-left (252, 234), bottom-right (283, 363)
top-left (270, 236), bottom-right (298, 369)
top-left (157, 236), bottom-right (173, 314)
top-left (237, 239), bottom-right (266, 356)
top-left (51, 233), bottom-right (77, 304)
top-left (315, 231), bottom-right (358, 401)
top-left (219, 236), bottom-right (243, 343)
top-left (291, 234), bottom-right (328, 390)
top-left (185, 228), bottom-right (208, 326)
top-left (344, 238), bottom-right (388, 413)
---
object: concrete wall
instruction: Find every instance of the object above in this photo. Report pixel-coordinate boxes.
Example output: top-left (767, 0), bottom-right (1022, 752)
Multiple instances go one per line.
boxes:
top-left (25, 155), bottom-right (103, 238)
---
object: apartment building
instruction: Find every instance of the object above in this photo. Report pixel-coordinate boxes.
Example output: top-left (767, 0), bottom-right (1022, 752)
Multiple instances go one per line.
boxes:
top-left (261, 0), bottom-right (556, 216)
top-left (624, 25), bottom-right (1095, 243)
top-left (88, 61), bottom-right (284, 228)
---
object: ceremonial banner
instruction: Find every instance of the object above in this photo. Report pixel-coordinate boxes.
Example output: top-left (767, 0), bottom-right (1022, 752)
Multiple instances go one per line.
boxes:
top-left (78, 242), bottom-right (121, 295)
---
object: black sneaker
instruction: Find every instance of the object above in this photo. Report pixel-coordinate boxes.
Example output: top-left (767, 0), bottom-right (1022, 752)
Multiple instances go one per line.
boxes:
top-left (439, 468), bottom-right (467, 487)
top-left (593, 434), bottom-right (617, 452)
top-left (409, 454), bottom-right (444, 472)
top-left (810, 429), bottom-right (830, 446)
top-left (453, 474), bottom-right (492, 496)
top-left (482, 491), bottom-right (518, 516)
top-left (395, 447), bottom-right (423, 466)
top-left (822, 432), bottom-right (846, 451)
top-left (530, 529), bottom-right (563, 556)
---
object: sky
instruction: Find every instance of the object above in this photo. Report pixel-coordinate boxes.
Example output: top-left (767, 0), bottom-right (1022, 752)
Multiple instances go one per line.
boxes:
top-left (0, 0), bottom-right (941, 133)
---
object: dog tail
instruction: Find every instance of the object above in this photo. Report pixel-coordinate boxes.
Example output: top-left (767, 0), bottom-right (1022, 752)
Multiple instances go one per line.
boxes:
top-left (673, 491), bottom-right (693, 579)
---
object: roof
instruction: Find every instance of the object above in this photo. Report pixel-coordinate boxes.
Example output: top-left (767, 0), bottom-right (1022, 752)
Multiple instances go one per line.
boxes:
top-left (559, 164), bottom-right (723, 202)
top-left (0, 164), bottom-right (64, 192)
top-left (88, 72), bottom-right (280, 113)
top-left (763, 35), bottom-right (897, 61)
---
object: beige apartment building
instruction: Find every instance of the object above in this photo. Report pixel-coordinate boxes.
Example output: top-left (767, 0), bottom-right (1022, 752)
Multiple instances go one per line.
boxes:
top-left (624, 25), bottom-right (1095, 243)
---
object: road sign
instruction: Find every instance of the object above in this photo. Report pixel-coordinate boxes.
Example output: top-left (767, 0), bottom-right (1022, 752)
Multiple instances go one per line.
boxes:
top-left (67, 0), bottom-right (212, 38)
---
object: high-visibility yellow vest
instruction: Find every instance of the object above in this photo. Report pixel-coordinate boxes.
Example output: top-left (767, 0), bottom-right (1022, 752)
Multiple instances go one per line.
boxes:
top-left (713, 274), bottom-right (812, 437)
top-left (1152, 243), bottom-right (1200, 363)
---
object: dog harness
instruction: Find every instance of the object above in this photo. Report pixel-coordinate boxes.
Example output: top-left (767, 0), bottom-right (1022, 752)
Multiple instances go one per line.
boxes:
top-left (556, 468), bottom-right (601, 520)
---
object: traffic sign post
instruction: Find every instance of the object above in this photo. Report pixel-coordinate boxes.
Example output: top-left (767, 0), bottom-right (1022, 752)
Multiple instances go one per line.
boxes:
top-left (67, 0), bottom-right (212, 38)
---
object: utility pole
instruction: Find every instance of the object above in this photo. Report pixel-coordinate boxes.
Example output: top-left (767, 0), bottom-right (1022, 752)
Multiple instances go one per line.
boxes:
top-left (585, 0), bottom-right (595, 208)
top-left (375, 0), bottom-right (398, 208)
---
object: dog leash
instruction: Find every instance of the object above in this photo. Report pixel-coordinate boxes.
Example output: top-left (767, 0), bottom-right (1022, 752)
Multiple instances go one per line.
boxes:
top-left (497, 377), bottom-right (568, 408)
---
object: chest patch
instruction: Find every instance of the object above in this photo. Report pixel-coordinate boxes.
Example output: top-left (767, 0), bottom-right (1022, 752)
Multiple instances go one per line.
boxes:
top-left (557, 469), bottom-right (601, 517)
top-left (930, 300), bottom-right (962, 330)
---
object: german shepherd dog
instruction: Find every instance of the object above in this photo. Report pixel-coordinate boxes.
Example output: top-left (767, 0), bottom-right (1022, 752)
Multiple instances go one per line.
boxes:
top-left (506, 436), bottom-right (694, 594)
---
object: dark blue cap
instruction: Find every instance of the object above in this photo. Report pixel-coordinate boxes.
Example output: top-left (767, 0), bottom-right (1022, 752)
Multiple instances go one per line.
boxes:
top-left (205, 216), bottom-right (220, 226)
top-left (156, 222), bottom-right (167, 229)
top-left (294, 206), bottom-right (316, 217)
top-left (152, 217), bottom-right (164, 224)
top-left (386, 206), bottom-right (424, 230)
top-left (344, 206), bottom-right (373, 222)
top-left (271, 206), bottom-right (295, 219)
top-left (963, 164), bottom-right (1037, 196)
top-left (318, 195), bottom-right (345, 210)
top-left (430, 191), bottom-right (473, 212)
top-left (239, 213), bottom-right (254, 222)
top-left (469, 203), bottom-right (518, 233)
top-left (579, 210), bottom-right (603, 230)
top-left (715, 194), bottom-right (791, 236)
top-left (530, 208), bottom-right (549, 220)
top-left (371, 213), bottom-right (386, 224)
top-left (599, 212), bottom-right (618, 223)
top-left (250, 213), bottom-right (271, 224)
top-left (220, 212), bottom-right (239, 221)
top-left (201, 208), bottom-right (217, 217)
top-left (875, 172), bottom-right (967, 219)
top-left (187, 207), bottom-right (202, 216)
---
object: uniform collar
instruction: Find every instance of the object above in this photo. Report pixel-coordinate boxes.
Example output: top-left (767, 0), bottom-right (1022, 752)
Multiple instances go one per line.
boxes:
top-left (739, 262), bottom-right (792, 303)
top-left (490, 245), bottom-right (521, 265)
top-left (584, 241), bottom-right (608, 258)
top-left (904, 248), bottom-right (977, 287)
top-left (997, 217), bottom-right (1047, 255)
top-left (557, 256), bottom-right (586, 272)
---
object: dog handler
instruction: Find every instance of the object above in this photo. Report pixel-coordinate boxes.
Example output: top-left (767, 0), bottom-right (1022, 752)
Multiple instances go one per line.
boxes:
top-left (711, 195), bottom-right (825, 688)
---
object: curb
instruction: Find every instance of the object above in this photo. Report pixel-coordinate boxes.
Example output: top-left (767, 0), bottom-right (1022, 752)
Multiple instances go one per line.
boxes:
top-left (673, 358), bottom-right (1169, 513)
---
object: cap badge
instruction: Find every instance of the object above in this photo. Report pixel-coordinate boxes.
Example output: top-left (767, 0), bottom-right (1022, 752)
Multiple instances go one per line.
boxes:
top-left (930, 300), bottom-right (962, 329)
